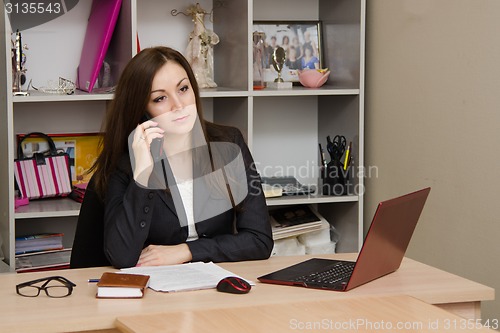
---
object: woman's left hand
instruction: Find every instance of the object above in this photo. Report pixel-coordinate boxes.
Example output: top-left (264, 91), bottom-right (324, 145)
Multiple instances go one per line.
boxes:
top-left (136, 244), bottom-right (193, 266)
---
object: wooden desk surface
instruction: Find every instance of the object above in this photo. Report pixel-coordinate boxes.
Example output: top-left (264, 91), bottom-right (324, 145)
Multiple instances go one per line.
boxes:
top-left (0, 253), bottom-right (494, 333)
top-left (116, 295), bottom-right (498, 333)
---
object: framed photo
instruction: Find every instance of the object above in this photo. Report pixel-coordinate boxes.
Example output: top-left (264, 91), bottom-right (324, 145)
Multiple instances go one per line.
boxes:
top-left (17, 133), bottom-right (103, 185)
top-left (253, 21), bottom-right (323, 83)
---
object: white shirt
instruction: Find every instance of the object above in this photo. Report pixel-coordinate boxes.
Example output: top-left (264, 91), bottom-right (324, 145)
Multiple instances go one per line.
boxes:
top-left (176, 178), bottom-right (198, 241)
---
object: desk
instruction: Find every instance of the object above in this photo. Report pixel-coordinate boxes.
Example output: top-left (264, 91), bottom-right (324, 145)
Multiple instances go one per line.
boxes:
top-left (0, 254), bottom-right (494, 333)
top-left (116, 295), bottom-right (498, 333)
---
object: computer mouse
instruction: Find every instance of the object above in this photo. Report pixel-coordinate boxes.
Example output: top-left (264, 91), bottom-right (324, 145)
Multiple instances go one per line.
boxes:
top-left (216, 276), bottom-right (251, 294)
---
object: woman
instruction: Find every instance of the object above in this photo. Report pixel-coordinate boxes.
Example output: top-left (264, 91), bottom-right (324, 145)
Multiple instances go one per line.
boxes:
top-left (91, 46), bottom-right (273, 268)
top-left (285, 45), bottom-right (302, 70)
top-left (301, 43), bottom-right (320, 70)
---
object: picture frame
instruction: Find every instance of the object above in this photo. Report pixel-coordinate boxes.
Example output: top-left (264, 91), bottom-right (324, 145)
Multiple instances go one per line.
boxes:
top-left (16, 133), bottom-right (103, 185)
top-left (252, 20), bottom-right (323, 83)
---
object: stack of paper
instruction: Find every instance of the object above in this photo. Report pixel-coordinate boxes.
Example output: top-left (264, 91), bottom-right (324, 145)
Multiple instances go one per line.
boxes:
top-left (262, 183), bottom-right (283, 198)
top-left (121, 262), bottom-right (253, 293)
top-left (16, 248), bottom-right (71, 272)
top-left (270, 205), bottom-right (327, 240)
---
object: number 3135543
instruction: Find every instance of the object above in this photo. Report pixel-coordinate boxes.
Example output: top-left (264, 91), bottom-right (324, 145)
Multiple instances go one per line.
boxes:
top-left (5, 2), bottom-right (62, 14)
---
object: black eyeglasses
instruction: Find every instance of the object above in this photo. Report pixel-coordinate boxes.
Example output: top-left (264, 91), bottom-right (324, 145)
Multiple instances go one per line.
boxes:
top-left (16, 276), bottom-right (76, 298)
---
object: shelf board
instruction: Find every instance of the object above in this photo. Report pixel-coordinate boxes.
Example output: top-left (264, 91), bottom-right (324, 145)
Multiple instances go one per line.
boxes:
top-left (12, 87), bottom-right (249, 102)
top-left (13, 86), bottom-right (356, 101)
top-left (252, 85), bottom-right (360, 97)
top-left (14, 196), bottom-right (358, 216)
top-left (13, 90), bottom-right (114, 103)
top-left (15, 198), bottom-right (81, 219)
top-left (199, 87), bottom-right (249, 98)
top-left (266, 194), bottom-right (359, 206)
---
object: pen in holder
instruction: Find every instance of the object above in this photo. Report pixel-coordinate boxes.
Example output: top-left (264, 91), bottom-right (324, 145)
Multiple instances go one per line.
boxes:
top-left (321, 159), bottom-right (349, 196)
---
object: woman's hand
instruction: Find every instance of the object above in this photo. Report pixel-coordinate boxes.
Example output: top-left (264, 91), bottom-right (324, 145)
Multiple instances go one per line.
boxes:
top-left (131, 120), bottom-right (164, 187)
top-left (136, 244), bottom-right (193, 266)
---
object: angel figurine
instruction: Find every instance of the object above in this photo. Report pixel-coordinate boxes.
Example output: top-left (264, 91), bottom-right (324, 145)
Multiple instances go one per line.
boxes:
top-left (184, 3), bottom-right (220, 88)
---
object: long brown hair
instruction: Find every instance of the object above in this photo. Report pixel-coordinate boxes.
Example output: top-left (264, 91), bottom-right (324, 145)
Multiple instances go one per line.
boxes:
top-left (91, 46), bottom-right (207, 198)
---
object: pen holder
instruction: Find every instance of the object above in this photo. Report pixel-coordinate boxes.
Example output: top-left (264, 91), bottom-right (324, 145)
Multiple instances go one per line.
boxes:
top-left (321, 160), bottom-right (349, 196)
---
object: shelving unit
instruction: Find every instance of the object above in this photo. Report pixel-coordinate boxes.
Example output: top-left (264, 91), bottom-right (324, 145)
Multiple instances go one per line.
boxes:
top-left (0, 0), bottom-right (365, 271)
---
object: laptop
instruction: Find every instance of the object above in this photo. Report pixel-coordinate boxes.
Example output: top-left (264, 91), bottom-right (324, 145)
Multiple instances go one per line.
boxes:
top-left (258, 187), bottom-right (431, 291)
top-left (261, 176), bottom-right (315, 195)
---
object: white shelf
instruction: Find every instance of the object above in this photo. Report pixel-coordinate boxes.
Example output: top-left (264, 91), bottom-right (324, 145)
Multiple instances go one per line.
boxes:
top-left (13, 90), bottom-right (114, 103)
top-left (199, 87), bottom-right (249, 98)
top-left (13, 87), bottom-right (249, 102)
top-left (15, 199), bottom-right (81, 219)
top-left (252, 86), bottom-right (360, 97)
top-left (266, 195), bottom-right (359, 207)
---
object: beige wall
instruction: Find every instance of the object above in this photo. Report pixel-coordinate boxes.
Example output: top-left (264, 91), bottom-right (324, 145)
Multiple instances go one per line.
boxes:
top-left (365, 0), bottom-right (500, 323)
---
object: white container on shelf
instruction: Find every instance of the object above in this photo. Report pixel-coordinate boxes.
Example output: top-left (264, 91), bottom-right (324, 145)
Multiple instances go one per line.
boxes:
top-left (271, 237), bottom-right (306, 256)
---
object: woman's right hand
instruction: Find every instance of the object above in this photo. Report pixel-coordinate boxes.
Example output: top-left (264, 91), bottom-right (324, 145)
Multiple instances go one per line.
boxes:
top-left (131, 120), bottom-right (164, 187)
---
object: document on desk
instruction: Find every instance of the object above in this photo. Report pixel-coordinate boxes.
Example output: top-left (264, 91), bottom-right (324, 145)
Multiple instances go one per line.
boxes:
top-left (121, 262), bottom-right (253, 292)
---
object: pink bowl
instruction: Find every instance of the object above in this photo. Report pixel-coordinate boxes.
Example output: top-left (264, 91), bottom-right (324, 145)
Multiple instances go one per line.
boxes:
top-left (298, 69), bottom-right (331, 88)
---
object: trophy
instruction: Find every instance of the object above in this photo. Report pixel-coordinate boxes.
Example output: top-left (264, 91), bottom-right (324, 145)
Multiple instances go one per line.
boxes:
top-left (272, 46), bottom-right (286, 82)
top-left (268, 46), bottom-right (292, 89)
top-left (11, 30), bottom-right (29, 96)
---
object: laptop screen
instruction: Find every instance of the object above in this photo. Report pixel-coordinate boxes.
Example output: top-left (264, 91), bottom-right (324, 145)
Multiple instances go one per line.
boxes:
top-left (346, 187), bottom-right (430, 290)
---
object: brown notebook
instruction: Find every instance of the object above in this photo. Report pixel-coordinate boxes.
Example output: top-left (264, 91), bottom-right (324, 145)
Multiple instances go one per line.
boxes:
top-left (96, 272), bottom-right (150, 298)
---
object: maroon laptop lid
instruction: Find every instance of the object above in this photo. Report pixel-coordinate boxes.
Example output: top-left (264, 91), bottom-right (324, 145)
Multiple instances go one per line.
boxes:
top-left (345, 187), bottom-right (431, 290)
top-left (258, 187), bottom-right (430, 291)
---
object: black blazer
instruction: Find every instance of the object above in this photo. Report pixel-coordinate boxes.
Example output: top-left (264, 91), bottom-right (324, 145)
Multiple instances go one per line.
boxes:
top-left (102, 125), bottom-right (273, 268)
top-left (70, 176), bottom-right (110, 268)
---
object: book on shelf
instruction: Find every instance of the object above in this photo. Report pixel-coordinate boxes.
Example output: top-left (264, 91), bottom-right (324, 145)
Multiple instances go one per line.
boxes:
top-left (15, 233), bottom-right (64, 255)
top-left (16, 264), bottom-right (70, 273)
top-left (15, 248), bottom-right (72, 273)
top-left (96, 272), bottom-right (150, 298)
top-left (270, 205), bottom-right (327, 240)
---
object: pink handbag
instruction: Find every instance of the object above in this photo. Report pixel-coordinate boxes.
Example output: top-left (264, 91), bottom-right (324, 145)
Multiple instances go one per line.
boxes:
top-left (14, 132), bottom-right (72, 200)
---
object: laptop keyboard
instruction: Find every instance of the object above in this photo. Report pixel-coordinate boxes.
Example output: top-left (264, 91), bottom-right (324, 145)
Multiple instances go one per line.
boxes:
top-left (293, 261), bottom-right (355, 286)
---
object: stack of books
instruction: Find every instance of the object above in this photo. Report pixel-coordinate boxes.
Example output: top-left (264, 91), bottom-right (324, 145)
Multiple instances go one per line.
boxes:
top-left (15, 233), bottom-right (71, 272)
top-left (16, 248), bottom-right (72, 273)
top-left (269, 205), bottom-right (327, 240)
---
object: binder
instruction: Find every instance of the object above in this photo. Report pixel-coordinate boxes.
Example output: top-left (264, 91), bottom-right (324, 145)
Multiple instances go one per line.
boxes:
top-left (77, 0), bottom-right (123, 93)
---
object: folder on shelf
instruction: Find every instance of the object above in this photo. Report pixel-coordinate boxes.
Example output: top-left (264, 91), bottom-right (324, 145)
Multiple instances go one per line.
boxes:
top-left (76, 0), bottom-right (123, 93)
top-left (16, 248), bottom-right (72, 273)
